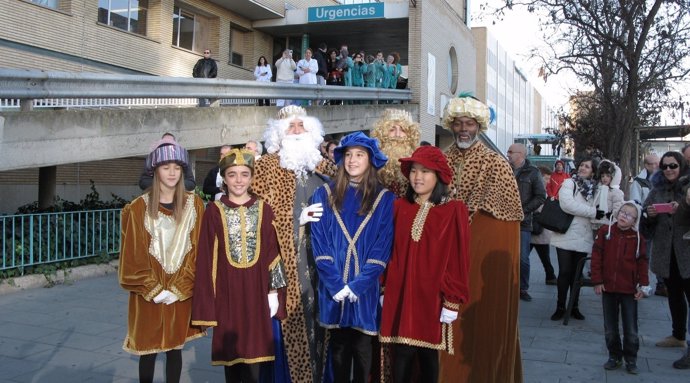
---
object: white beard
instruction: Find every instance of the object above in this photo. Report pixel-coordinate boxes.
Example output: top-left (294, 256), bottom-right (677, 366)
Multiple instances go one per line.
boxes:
top-left (456, 134), bottom-right (479, 149)
top-left (279, 133), bottom-right (323, 178)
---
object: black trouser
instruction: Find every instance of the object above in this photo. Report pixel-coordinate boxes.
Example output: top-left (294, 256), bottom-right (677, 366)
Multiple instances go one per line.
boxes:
top-left (139, 349), bottom-right (182, 383)
top-left (330, 328), bottom-right (373, 383)
top-left (224, 363), bottom-right (261, 383)
top-left (531, 243), bottom-right (556, 280)
top-left (555, 248), bottom-right (588, 308)
top-left (258, 99), bottom-right (270, 106)
top-left (392, 344), bottom-right (438, 383)
top-left (666, 252), bottom-right (690, 340)
top-left (602, 292), bottom-right (639, 363)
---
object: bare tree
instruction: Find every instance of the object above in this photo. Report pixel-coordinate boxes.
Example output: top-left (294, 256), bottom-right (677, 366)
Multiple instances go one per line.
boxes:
top-left (490, 0), bottom-right (690, 183)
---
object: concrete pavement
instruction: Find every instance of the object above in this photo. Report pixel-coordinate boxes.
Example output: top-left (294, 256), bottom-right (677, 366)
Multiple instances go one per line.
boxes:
top-left (1, 248), bottom-right (689, 382)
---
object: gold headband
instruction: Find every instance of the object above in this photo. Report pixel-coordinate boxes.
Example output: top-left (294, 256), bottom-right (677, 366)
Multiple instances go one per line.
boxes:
top-left (382, 108), bottom-right (414, 123)
top-left (219, 148), bottom-right (255, 173)
top-left (277, 105), bottom-right (307, 120)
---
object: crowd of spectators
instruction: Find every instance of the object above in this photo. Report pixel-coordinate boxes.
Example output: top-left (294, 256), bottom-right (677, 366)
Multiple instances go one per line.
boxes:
top-left (195, 43), bottom-right (405, 107)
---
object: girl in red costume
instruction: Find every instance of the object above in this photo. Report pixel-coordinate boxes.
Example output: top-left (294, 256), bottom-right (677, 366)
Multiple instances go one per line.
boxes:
top-left (379, 145), bottom-right (470, 382)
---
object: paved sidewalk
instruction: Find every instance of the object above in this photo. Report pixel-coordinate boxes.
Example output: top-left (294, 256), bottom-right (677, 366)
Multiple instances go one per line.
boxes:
top-left (0, 248), bottom-right (689, 382)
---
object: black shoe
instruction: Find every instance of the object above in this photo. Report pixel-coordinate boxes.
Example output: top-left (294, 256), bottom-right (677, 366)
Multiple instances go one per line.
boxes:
top-left (550, 307), bottom-right (565, 321)
top-left (571, 308), bottom-right (585, 320)
top-left (603, 358), bottom-right (622, 370)
top-left (673, 348), bottom-right (690, 369)
top-left (520, 290), bottom-right (532, 302)
top-left (625, 363), bottom-right (639, 374)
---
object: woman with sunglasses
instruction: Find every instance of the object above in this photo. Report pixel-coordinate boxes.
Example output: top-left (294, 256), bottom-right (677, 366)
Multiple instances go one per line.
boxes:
top-left (642, 151), bottom-right (690, 351)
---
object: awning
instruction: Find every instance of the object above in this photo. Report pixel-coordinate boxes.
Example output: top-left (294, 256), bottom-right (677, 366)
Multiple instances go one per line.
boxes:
top-left (638, 125), bottom-right (690, 140)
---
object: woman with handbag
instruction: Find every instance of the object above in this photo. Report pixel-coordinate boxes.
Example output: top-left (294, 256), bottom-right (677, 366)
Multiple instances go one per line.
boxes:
top-left (642, 151), bottom-right (690, 349)
top-left (550, 156), bottom-right (604, 321)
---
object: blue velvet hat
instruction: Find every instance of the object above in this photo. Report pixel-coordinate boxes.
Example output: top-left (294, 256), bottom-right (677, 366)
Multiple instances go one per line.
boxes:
top-left (333, 132), bottom-right (388, 170)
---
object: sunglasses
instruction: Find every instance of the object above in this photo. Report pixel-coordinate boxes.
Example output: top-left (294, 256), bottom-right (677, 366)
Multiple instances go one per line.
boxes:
top-left (660, 163), bottom-right (679, 170)
top-left (204, 51), bottom-right (210, 54)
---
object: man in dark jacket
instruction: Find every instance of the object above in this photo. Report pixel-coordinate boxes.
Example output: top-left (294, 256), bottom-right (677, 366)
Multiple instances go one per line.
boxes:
top-left (314, 43), bottom-right (328, 85)
top-left (193, 48), bottom-right (218, 106)
top-left (314, 43), bottom-right (329, 105)
top-left (508, 143), bottom-right (546, 301)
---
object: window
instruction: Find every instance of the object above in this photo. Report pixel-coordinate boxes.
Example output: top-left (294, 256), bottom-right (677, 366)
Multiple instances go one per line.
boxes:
top-left (172, 6), bottom-right (210, 53)
top-left (29, 0), bottom-right (59, 8)
top-left (229, 24), bottom-right (250, 67)
top-left (98, 0), bottom-right (148, 36)
top-left (447, 46), bottom-right (458, 95)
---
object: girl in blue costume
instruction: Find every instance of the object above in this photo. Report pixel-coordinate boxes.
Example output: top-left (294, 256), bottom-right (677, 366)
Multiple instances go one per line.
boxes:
top-left (310, 132), bottom-right (395, 383)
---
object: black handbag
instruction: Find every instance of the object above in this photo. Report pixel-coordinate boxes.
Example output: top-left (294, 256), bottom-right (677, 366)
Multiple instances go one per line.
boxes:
top-left (531, 212), bottom-right (545, 235)
top-left (536, 197), bottom-right (574, 234)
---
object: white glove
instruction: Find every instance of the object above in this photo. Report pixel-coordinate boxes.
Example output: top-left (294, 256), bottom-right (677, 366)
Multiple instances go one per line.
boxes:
top-left (299, 203), bottom-right (324, 226)
top-left (268, 292), bottom-right (279, 317)
top-left (163, 292), bottom-right (179, 305)
top-left (638, 285), bottom-right (652, 297)
top-left (333, 285), bottom-right (353, 303)
top-left (379, 295), bottom-right (384, 308)
top-left (440, 308), bottom-right (458, 324)
top-left (153, 289), bottom-right (173, 304)
top-left (348, 290), bottom-right (358, 303)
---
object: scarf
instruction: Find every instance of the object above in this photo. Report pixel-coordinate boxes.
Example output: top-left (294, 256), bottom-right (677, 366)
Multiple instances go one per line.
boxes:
top-left (572, 174), bottom-right (598, 201)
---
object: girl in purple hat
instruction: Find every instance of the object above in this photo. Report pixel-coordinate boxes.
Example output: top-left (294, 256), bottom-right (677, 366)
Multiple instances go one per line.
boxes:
top-left (119, 142), bottom-right (205, 383)
top-left (309, 132), bottom-right (395, 383)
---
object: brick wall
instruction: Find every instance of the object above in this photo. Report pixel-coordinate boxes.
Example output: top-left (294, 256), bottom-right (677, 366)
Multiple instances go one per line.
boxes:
top-left (413, 0), bottom-right (476, 145)
top-left (0, 0), bottom-right (285, 80)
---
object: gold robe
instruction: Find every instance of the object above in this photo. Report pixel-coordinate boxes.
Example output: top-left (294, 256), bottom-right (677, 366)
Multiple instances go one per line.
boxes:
top-left (119, 192), bottom-right (205, 355)
top-left (440, 143), bottom-right (524, 383)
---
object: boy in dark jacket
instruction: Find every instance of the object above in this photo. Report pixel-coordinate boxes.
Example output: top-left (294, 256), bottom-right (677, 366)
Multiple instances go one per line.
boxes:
top-left (591, 200), bottom-right (649, 374)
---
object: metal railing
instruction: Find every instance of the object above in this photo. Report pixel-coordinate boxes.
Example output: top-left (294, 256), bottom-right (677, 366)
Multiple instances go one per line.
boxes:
top-left (1, 209), bottom-right (121, 273)
top-left (0, 69), bottom-right (412, 107)
top-left (0, 97), bottom-right (256, 110)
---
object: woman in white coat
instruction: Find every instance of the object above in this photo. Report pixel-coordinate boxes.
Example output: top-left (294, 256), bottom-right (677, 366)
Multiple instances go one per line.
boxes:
top-left (254, 56), bottom-right (272, 106)
top-left (550, 156), bottom-right (604, 321)
top-left (296, 48), bottom-right (318, 106)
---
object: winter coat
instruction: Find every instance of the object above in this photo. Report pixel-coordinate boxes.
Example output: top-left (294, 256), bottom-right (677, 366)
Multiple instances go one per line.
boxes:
top-left (514, 159), bottom-right (546, 232)
top-left (314, 49), bottom-right (329, 78)
top-left (193, 58), bottom-right (217, 79)
top-left (275, 57), bottom-right (297, 82)
top-left (546, 170), bottom-right (569, 198)
top-left (550, 178), bottom-right (601, 253)
top-left (642, 172), bottom-right (690, 279)
top-left (591, 202), bottom-right (649, 294)
top-left (629, 168), bottom-right (654, 205)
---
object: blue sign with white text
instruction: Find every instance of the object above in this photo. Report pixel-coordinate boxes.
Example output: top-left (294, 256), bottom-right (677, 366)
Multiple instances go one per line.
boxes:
top-left (308, 3), bottom-right (384, 23)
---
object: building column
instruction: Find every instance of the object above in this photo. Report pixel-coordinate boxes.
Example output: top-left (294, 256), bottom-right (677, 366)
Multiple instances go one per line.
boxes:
top-left (38, 166), bottom-right (57, 210)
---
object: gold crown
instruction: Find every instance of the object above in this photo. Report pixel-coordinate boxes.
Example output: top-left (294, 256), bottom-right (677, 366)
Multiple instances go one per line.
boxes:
top-left (277, 105), bottom-right (307, 120)
top-left (219, 148), bottom-right (255, 172)
top-left (382, 108), bottom-right (414, 123)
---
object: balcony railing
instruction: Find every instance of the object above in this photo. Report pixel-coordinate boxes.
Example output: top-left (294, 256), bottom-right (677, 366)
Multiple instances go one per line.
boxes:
top-left (0, 69), bottom-right (411, 109)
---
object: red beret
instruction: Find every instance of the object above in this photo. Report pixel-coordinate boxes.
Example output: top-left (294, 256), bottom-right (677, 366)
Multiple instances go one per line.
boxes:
top-left (399, 146), bottom-right (454, 185)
